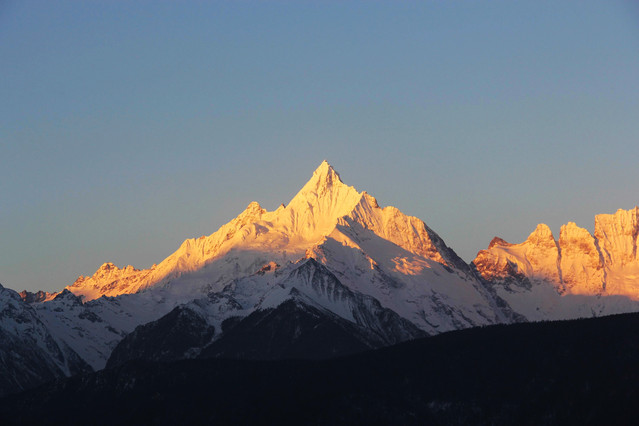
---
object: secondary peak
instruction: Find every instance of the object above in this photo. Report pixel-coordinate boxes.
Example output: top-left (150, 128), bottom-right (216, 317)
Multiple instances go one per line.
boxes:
top-left (240, 201), bottom-right (266, 218)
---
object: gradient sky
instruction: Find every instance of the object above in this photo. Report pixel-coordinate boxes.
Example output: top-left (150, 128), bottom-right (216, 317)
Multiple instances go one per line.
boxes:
top-left (2, 1), bottom-right (639, 293)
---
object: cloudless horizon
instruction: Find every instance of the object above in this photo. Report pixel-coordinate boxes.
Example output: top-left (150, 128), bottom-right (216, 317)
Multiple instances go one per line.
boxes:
top-left (2, 1), bottom-right (639, 293)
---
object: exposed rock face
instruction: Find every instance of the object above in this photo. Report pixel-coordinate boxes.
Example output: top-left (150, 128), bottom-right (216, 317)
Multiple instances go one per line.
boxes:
top-left (473, 206), bottom-right (639, 321)
top-left (68, 262), bottom-right (149, 302)
top-left (475, 208), bottom-right (639, 297)
top-left (559, 222), bottom-right (605, 294)
top-left (18, 290), bottom-right (56, 303)
top-left (525, 224), bottom-right (562, 284)
top-left (594, 207), bottom-right (639, 267)
top-left (473, 224), bottom-right (560, 291)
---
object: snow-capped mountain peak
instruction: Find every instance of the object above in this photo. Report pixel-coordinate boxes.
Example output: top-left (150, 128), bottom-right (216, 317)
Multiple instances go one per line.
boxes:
top-left (298, 159), bottom-right (344, 194)
top-left (64, 160), bottom-right (480, 310)
top-left (284, 160), bottom-right (363, 240)
top-left (65, 161), bottom-right (391, 301)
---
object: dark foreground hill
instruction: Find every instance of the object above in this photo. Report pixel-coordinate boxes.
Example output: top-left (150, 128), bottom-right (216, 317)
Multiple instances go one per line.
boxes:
top-left (3, 312), bottom-right (639, 425)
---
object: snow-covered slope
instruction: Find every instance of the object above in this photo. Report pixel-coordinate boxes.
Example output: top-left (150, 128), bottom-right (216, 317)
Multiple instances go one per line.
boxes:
top-left (106, 258), bottom-right (427, 366)
top-left (307, 200), bottom-right (503, 334)
top-left (473, 207), bottom-right (639, 320)
top-left (33, 290), bottom-right (177, 369)
top-left (0, 284), bottom-right (91, 396)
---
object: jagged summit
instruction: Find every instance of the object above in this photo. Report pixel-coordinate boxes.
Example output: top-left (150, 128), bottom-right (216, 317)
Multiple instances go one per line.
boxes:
top-left (317, 159), bottom-right (340, 176)
top-left (285, 161), bottom-right (362, 240)
top-left (488, 237), bottom-right (511, 249)
top-left (474, 206), bottom-right (639, 303)
top-left (290, 161), bottom-right (353, 204)
top-left (595, 206), bottom-right (639, 267)
top-left (236, 201), bottom-right (266, 222)
top-left (526, 223), bottom-right (557, 248)
top-left (307, 160), bottom-right (342, 189)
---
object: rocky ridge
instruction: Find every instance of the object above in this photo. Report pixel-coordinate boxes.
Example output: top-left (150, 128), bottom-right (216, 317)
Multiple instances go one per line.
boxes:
top-left (473, 207), bottom-right (639, 320)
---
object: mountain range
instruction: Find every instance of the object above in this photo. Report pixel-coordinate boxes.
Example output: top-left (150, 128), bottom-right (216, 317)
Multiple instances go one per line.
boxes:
top-left (2, 160), bottom-right (639, 397)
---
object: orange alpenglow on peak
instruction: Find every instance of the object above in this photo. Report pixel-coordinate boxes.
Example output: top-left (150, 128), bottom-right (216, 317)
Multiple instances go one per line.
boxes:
top-left (314, 159), bottom-right (342, 182)
top-left (65, 160), bottom-right (459, 302)
top-left (473, 205), bottom-right (639, 302)
top-left (293, 160), bottom-right (346, 197)
top-left (526, 224), bottom-right (557, 248)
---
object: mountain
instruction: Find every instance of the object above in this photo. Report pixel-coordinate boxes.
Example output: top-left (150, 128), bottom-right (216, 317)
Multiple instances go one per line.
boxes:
top-left (0, 285), bottom-right (91, 396)
top-left (78, 162), bottom-right (506, 331)
top-left (50, 160), bottom-right (503, 369)
top-left (2, 161), bottom-right (486, 394)
top-left (3, 160), bottom-right (639, 398)
top-left (473, 207), bottom-right (639, 320)
top-left (66, 160), bottom-right (488, 318)
top-left (4, 312), bottom-right (639, 425)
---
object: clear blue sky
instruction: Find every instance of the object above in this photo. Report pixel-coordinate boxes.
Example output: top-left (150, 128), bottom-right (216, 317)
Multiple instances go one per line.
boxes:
top-left (2, 1), bottom-right (639, 292)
